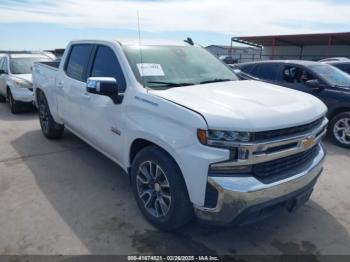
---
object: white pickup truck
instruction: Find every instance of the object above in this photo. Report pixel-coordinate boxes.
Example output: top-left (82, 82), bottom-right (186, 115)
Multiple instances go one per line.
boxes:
top-left (33, 40), bottom-right (328, 230)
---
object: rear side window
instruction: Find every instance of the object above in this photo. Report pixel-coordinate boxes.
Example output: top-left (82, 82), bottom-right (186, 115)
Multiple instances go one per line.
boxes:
top-left (65, 44), bottom-right (93, 81)
top-left (90, 46), bottom-right (126, 92)
top-left (0, 57), bottom-right (7, 72)
top-left (334, 63), bottom-right (350, 75)
top-left (250, 63), bottom-right (280, 81)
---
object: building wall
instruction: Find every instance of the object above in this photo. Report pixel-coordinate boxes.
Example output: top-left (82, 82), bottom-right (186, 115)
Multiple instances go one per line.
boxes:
top-left (206, 46), bottom-right (262, 62)
top-left (262, 45), bottom-right (350, 61)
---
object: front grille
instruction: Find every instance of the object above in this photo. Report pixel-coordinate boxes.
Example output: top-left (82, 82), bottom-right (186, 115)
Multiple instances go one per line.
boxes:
top-left (253, 145), bottom-right (320, 181)
top-left (253, 117), bottom-right (324, 141)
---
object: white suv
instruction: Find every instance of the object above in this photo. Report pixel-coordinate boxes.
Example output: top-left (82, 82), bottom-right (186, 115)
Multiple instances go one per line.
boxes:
top-left (0, 53), bottom-right (52, 113)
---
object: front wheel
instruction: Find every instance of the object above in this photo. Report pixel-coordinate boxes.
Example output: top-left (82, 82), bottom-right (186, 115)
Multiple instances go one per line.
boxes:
top-left (131, 146), bottom-right (193, 231)
top-left (329, 112), bottom-right (350, 149)
top-left (37, 92), bottom-right (64, 139)
top-left (7, 90), bottom-right (20, 114)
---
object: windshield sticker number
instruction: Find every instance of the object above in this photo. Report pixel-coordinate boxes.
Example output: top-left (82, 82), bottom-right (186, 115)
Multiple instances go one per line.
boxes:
top-left (137, 63), bottom-right (164, 76)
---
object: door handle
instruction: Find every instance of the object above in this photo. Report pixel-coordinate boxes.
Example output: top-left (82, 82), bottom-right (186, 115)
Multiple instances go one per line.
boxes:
top-left (81, 92), bottom-right (91, 100)
top-left (57, 81), bottom-right (64, 89)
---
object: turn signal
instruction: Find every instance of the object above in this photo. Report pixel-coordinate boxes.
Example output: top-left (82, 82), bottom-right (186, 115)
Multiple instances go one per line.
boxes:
top-left (197, 129), bottom-right (207, 144)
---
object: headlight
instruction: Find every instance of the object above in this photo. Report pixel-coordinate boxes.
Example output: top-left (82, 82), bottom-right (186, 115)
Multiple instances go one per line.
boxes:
top-left (197, 129), bottom-right (252, 175)
top-left (197, 129), bottom-right (251, 147)
top-left (14, 79), bottom-right (31, 88)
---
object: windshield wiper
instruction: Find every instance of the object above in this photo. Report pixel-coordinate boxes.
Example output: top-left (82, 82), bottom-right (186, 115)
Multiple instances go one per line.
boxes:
top-left (199, 79), bottom-right (233, 84)
top-left (146, 81), bottom-right (195, 87)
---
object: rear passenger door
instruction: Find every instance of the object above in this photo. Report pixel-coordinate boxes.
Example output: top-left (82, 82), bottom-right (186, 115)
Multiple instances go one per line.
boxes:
top-left (57, 44), bottom-right (93, 131)
top-left (248, 63), bottom-right (281, 83)
top-left (79, 44), bottom-right (127, 162)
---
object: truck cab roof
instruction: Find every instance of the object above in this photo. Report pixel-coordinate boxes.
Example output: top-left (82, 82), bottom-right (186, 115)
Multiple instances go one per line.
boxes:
top-left (67, 39), bottom-right (199, 47)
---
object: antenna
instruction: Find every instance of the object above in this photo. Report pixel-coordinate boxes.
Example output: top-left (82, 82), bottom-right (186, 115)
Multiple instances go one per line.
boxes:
top-left (137, 10), bottom-right (147, 90)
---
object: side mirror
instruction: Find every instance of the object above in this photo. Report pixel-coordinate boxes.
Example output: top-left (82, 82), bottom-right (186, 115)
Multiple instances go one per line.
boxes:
top-left (233, 68), bottom-right (242, 74)
top-left (86, 77), bottom-right (120, 103)
top-left (305, 79), bottom-right (321, 89)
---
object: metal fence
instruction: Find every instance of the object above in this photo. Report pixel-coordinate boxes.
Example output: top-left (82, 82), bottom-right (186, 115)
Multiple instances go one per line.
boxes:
top-left (225, 53), bottom-right (350, 64)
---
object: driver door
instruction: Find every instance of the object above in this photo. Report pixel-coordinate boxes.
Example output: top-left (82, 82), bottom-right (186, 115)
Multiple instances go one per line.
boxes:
top-left (79, 44), bottom-right (127, 163)
top-left (277, 64), bottom-right (336, 110)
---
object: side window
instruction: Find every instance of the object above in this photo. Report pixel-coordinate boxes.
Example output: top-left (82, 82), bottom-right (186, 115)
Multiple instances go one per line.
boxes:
top-left (4, 58), bottom-right (8, 72)
top-left (335, 64), bottom-right (350, 75)
top-left (240, 64), bottom-right (256, 74)
top-left (282, 65), bottom-right (314, 84)
top-left (90, 46), bottom-right (126, 92)
top-left (2, 58), bottom-right (8, 73)
top-left (0, 58), bottom-right (7, 72)
top-left (65, 44), bottom-right (93, 81)
top-left (250, 63), bottom-right (280, 81)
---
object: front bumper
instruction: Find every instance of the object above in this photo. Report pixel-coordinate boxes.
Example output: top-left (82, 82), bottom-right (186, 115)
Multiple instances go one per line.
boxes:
top-left (10, 87), bottom-right (34, 103)
top-left (194, 143), bottom-right (325, 225)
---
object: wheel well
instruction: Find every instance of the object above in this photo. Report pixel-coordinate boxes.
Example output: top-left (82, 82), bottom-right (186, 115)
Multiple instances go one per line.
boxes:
top-left (329, 107), bottom-right (350, 121)
top-left (128, 139), bottom-right (188, 195)
top-left (35, 88), bottom-right (44, 100)
top-left (129, 139), bottom-right (181, 173)
top-left (129, 139), bottom-right (156, 166)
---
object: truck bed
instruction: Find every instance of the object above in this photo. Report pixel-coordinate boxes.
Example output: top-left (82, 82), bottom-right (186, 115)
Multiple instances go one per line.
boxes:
top-left (37, 61), bottom-right (60, 69)
top-left (32, 60), bottom-right (61, 108)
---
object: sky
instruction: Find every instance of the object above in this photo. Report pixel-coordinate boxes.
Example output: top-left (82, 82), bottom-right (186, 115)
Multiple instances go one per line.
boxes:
top-left (0, 0), bottom-right (349, 50)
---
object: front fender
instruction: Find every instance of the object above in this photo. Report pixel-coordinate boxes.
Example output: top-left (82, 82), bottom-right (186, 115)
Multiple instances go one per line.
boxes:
top-left (124, 94), bottom-right (228, 206)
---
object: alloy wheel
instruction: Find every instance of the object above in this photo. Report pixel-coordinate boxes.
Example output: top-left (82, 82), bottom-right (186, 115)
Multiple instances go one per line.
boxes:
top-left (39, 99), bottom-right (49, 134)
top-left (333, 117), bottom-right (350, 145)
top-left (8, 92), bottom-right (13, 107)
top-left (136, 161), bottom-right (172, 218)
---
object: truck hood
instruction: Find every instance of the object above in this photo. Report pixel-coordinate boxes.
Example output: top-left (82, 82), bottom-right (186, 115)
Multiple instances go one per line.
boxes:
top-left (150, 80), bottom-right (327, 131)
top-left (13, 74), bottom-right (32, 83)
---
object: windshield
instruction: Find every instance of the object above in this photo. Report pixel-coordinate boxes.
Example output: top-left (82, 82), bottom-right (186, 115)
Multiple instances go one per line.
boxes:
top-left (123, 45), bottom-right (238, 89)
top-left (310, 64), bottom-right (350, 87)
top-left (10, 56), bottom-right (49, 74)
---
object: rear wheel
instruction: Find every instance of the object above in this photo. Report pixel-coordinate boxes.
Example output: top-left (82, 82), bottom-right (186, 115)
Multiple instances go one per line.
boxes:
top-left (329, 112), bottom-right (350, 149)
top-left (7, 90), bottom-right (20, 114)
top-left (131, 146), bottom-right (193, 231)
top-left (37, 91), bottom-right (64, 139)
top-left (0, 95), bottom-right (5, 103)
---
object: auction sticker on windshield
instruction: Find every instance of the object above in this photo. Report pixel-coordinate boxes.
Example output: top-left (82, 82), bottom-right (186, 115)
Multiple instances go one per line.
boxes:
top-left (137, 63), bottom-right (165, 76)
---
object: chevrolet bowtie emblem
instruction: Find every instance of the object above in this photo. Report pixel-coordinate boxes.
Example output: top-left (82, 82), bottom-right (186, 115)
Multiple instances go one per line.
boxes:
top-left (301, 137), bottom-right (315, 149)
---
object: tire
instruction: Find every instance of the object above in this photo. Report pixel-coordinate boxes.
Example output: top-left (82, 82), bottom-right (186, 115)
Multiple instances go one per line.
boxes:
top-left (0, 95), bottom-right (5, 103)
top-left (329, 112), bottom-right (350, 149)
top-left (37, 91), bottom-right (64, 139)
top-left (7, 90), bottom-right (20, 114)
top-left (131, 146), bottom-right (193, 231)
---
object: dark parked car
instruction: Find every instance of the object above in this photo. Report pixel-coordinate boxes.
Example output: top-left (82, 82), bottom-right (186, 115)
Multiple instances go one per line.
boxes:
top-left (322, 61), bottom-right (350, 75)
top-left (235, 60), bottom-right (350, 148)
top-left (319, 57), bottom-right (350, 62)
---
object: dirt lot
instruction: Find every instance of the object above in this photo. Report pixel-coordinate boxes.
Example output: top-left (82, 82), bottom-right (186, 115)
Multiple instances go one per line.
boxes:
top-left (0, 103), bottom-right (350, 256)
